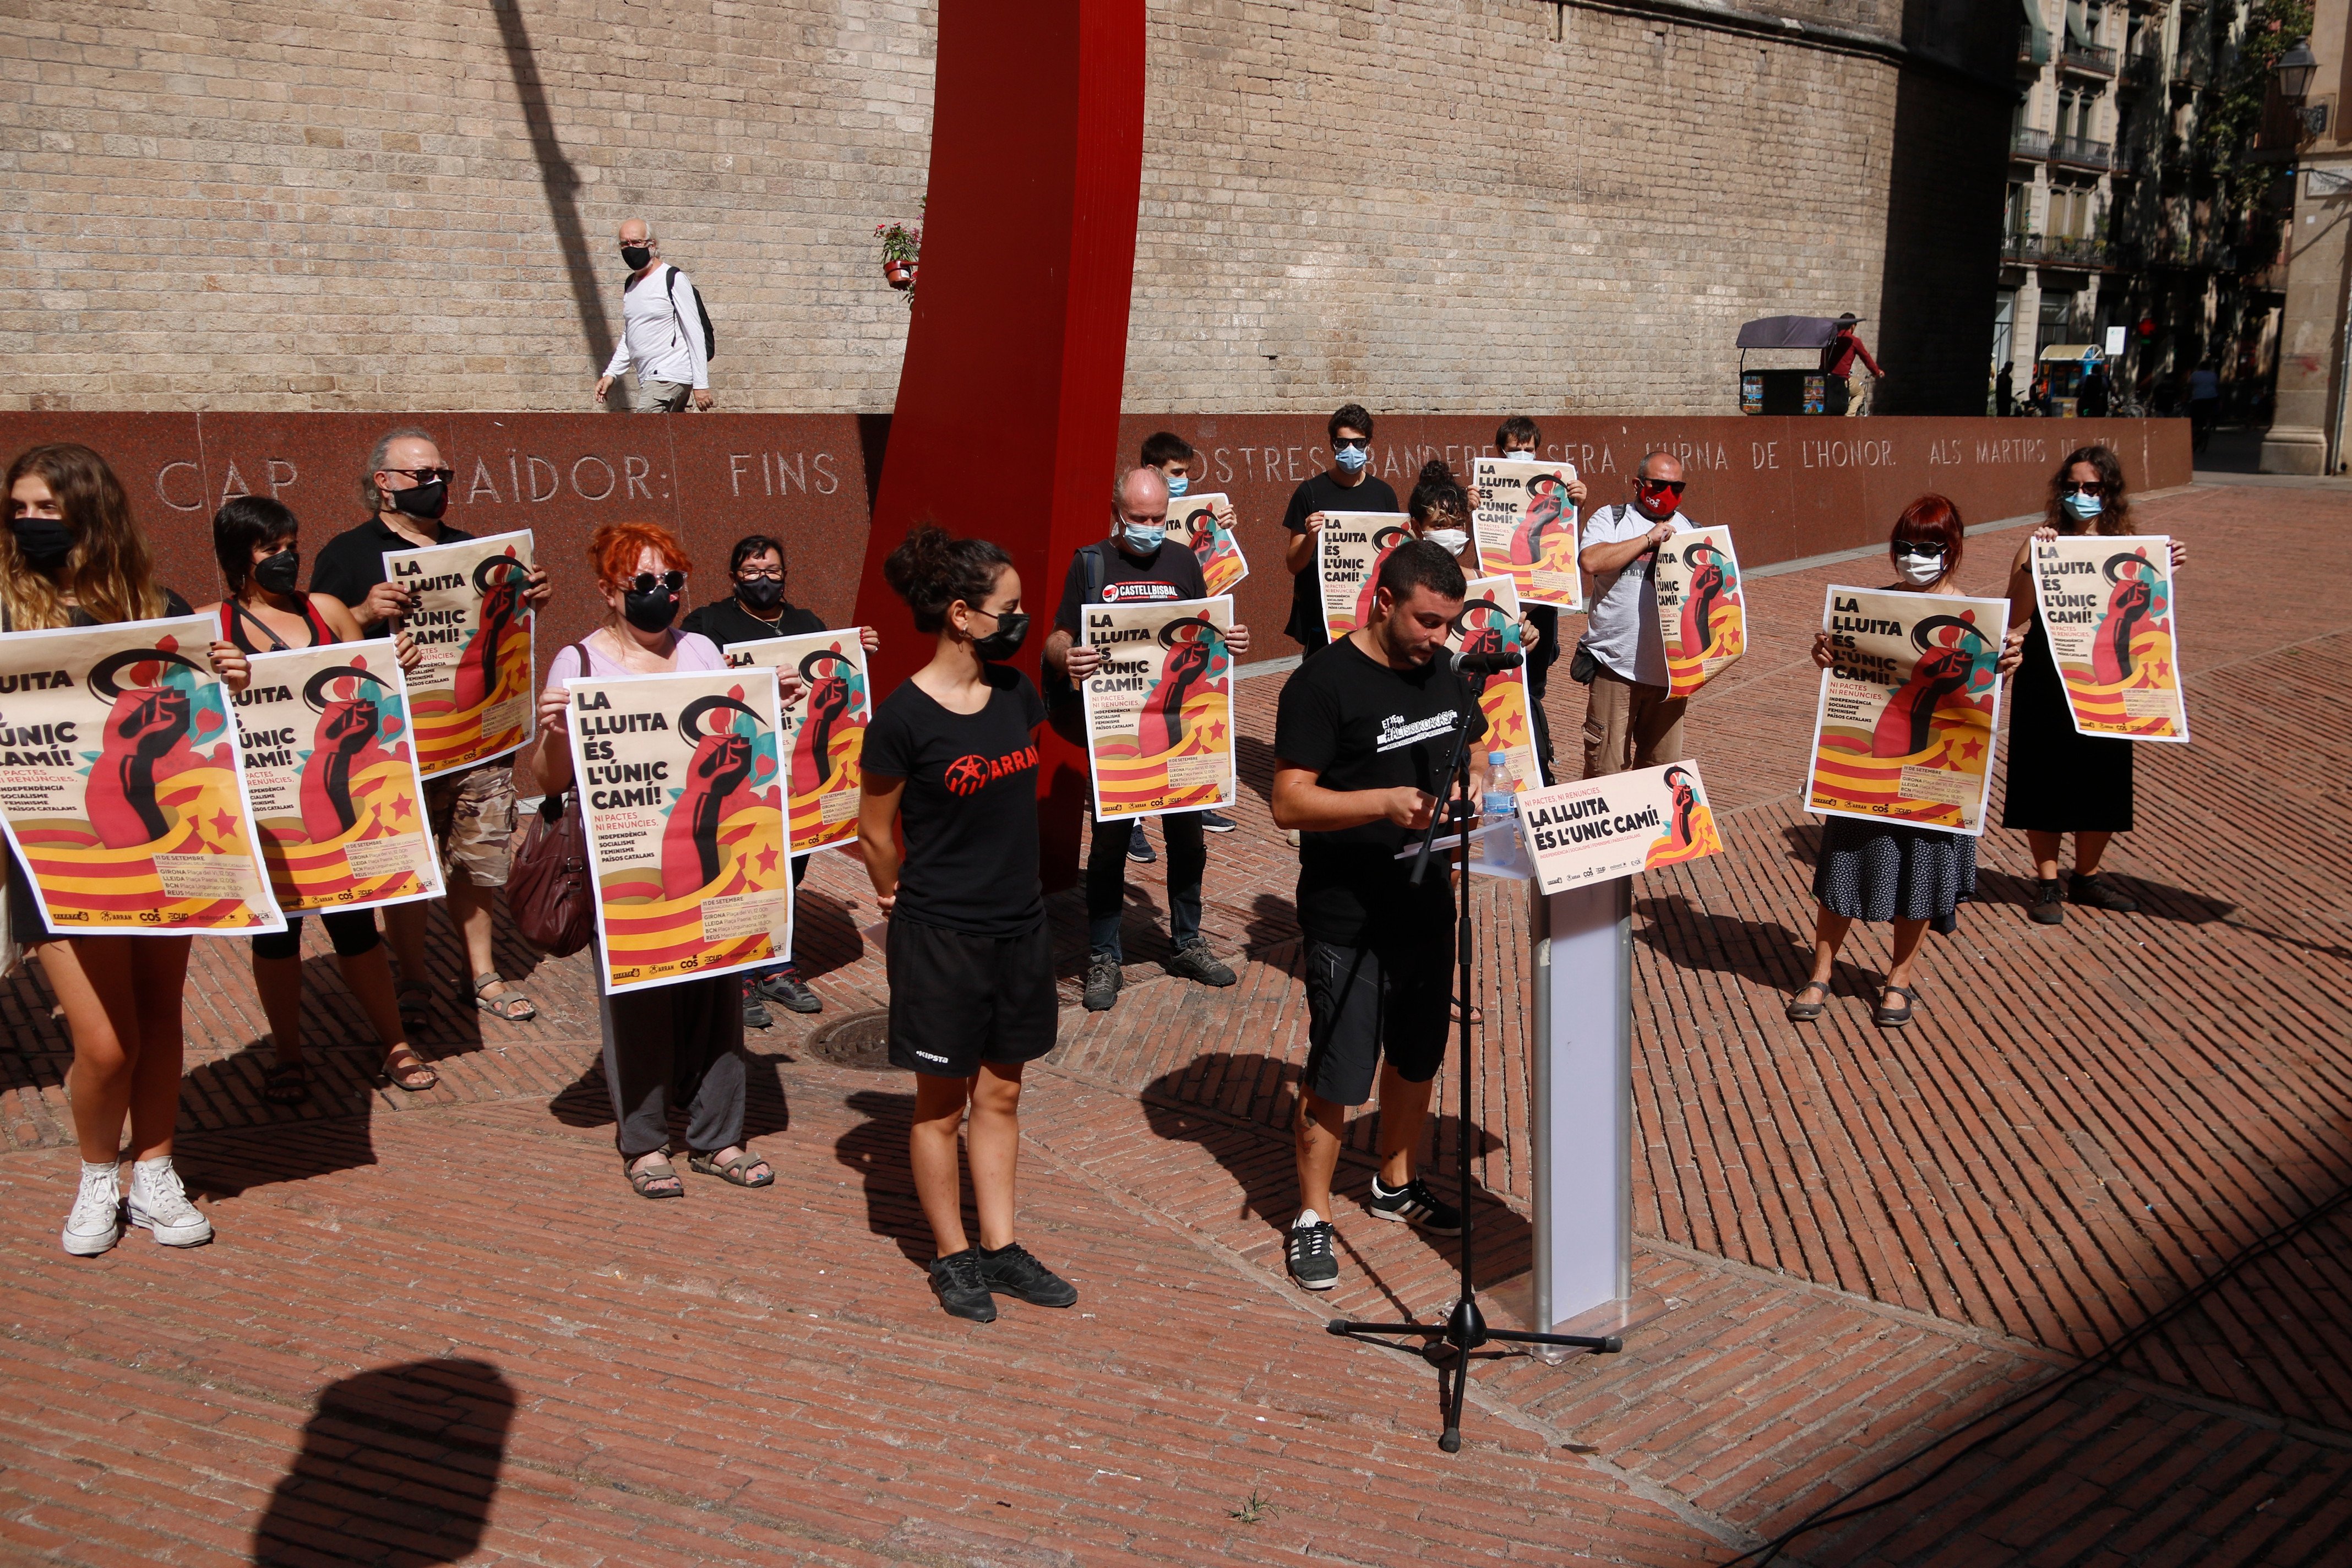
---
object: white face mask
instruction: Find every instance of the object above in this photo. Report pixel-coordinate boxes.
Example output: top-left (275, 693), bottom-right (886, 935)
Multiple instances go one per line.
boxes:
top-left (1501, 448), bottom-right (1536, 462)
top-left (1893, 551), bottom-right (1944, 586)
top-left (1425, 527), bottom-right (1469, 554)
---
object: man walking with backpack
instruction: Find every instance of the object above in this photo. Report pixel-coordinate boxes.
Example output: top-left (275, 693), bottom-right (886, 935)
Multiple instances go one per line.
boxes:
top-left (594, 219), bottom-right (714, 412)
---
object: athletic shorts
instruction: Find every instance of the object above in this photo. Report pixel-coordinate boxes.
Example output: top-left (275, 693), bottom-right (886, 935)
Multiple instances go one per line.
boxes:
top-left (886, 915), bottom-right (1058, 1077)
top-left (425, 765), bottom-right (516, 888)
top-left (1298, 935), bottom-right (1452, 1107)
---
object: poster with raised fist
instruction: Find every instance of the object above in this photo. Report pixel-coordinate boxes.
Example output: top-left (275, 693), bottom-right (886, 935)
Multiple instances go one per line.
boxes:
top-left (1080, 595), bottom-right (1237, 821)
top-left (1652, 526), bottom-right (1746, 699)
top-left (723, 628), bottom-right (873, 853)
top-left (2030, 534), bottom-right (2190, 742)
top-left (1318, 513), bottom-right (1413, 641)
top-left (1168, 493), bottom-right (1249, 597)
top-left (1449, 576), bottom-right (1540, 797)
top-left (1805, 586), bottom-right (2009, 835)
top-left (385, 529), bottom-right (536, 777)
top-left (1472, 457), bottom-right (1582, 611)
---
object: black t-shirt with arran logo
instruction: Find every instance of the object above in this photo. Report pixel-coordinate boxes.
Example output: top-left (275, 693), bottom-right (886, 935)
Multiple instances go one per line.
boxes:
top-left (863, 664), bottom-right (1048, 938)
top-left (1273, 634), bottom-right (1486, 947)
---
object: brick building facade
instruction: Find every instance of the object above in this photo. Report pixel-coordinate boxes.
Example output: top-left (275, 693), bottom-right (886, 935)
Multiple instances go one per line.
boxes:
top-left (3, 0), bottom-right (2013, 416)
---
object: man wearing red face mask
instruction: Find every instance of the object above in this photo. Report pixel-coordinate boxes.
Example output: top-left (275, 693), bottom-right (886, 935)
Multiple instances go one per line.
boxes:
top-left (1575, 452), bottom-right (1695, 778)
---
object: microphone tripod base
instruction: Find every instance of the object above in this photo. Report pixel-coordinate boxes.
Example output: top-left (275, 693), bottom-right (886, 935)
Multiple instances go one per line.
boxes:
top-left (1327, 1299), bottom-right (1621, 1451)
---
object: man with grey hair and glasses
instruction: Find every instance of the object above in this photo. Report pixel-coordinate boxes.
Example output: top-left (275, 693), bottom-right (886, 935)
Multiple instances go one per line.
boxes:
top-left (593, 218), bottom-right (713, 412)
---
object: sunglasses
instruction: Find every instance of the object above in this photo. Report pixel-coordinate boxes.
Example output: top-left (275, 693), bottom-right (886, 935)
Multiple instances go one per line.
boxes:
top-left (2061, 481), bottom-right (2105, 497)
top-left (384, 466), bottom-right (454, 484)
top-left (1892, 540), bottom-right (1949, 558)
top-left (1333, 437), bottom-right (1369, 451)
top-left (628, 571), bottom-right (687, 595)
top-left (1637, 477), bottom-right (1687, 496)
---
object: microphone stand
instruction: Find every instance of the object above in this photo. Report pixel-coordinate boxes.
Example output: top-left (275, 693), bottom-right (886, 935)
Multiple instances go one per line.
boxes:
top-left (1326, 658), bottom-right (1621, 1453)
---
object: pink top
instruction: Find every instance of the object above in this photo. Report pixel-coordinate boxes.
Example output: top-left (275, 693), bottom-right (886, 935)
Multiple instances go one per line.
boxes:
top-left (541, 630), bottom-right (727, 702)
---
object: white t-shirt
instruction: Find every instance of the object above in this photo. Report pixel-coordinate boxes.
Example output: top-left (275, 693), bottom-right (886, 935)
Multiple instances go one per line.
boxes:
top-left (1580, 503), bottom-right (1692, 688)
top-left (603, 263), bottom-right (711, 390)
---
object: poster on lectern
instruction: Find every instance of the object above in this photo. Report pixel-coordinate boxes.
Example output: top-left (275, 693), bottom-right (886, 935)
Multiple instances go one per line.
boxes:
top-left (1652, 526), bottom-right (1746, 699)
top-left (722, 629), bottom-right (873, 853)
top-left (1805, 586), bottom-right (2009, 835)
top-left (1449, 576), bottom-right (1540, 796)
top-left (385, 529), bottom-right (537, 777)
top-left (1168, 493), bottom-right (1249, 597)
top-left (1516, 760), bottom-right (1725, 891)
top-left (564, 666), bottom-right (793, 994)
top-left (1081, 595), bottom-right (1237, 821)
top-left (2030, 534), bottom-right (2190, 742)
top-left (0, 616), bottom-right (283, 933)
top-left (1472, 457), bottom-right (1582, 611)
top-left (1318, 513), bottom-right (1412, 641)
top-left (241, 640), bottom-right (443, 915)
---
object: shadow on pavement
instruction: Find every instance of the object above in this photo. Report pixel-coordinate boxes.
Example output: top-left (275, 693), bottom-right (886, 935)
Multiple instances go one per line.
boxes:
top-left (252, 1357), bottom-right (514, 1566)
top-left (838, 1088), bottom-right (934, 1266)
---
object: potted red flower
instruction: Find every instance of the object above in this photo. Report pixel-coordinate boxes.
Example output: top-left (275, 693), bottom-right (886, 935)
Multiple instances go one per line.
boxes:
top-left (875, 219), bottom-right (921, 296)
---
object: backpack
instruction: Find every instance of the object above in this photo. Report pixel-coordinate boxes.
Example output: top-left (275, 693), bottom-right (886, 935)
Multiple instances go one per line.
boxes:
top-left (624, 265), bottom-right (717, 362)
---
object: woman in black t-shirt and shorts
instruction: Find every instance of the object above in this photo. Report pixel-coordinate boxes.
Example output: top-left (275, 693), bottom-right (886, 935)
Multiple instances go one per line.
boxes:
top-left (859, 524), bottom-right (1079, 1323)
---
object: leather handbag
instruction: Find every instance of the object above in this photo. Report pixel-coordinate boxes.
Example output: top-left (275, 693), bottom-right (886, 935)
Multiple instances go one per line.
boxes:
top-left (507, 645), bottom-right (595, 957)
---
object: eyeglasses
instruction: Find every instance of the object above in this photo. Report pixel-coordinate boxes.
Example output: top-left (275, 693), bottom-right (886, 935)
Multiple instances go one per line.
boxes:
top-left (2061, 481), bottom-right (2106, 497)
top-left (1637, 477), bottom-right (1687, 496)
top-left (1891, 540), bottom-right (1949, 558)
top-left (734, 567), bottom-right (783, 581)
top-left (382, 466), bottom-right (454, 484)
top-left (1333, 437), bottom-right (1369, 451)
top-left (628, 571), bottom-right (687, 595)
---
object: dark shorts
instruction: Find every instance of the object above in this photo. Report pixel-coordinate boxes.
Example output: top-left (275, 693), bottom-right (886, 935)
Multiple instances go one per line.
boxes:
top-left (1299, 935), bottom-right (1452, 1107)
top-left (886, 915), bottom-right (1058, 1078)
top-left (252, 908), bottom-right (383, 963)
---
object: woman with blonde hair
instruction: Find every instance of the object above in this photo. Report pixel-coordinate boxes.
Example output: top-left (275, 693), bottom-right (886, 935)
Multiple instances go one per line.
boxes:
top-left (4, 443), bottom-right (251, 1255)
top-left (521, 521), bottom-right (783, 1200)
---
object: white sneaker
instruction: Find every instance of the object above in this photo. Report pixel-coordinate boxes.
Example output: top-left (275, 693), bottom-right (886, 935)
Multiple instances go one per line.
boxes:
top-left (127, 1157), bottom-right (213, 1247)
top-left (61, 1163), bottom-right (123, 1256)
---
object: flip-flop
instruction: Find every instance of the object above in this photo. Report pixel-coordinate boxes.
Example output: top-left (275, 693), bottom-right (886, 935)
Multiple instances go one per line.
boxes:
top-left (688, 1148), bottom-right (775, 1188)
top-left (263, 1058), bottom-right (311, 1105)
top-left (382, 1045), bottom-right (439, 1092)
top-left (473, 972), bottom-right (538, 1022)
top-left (625, 1153), bottom-right (683, 1200)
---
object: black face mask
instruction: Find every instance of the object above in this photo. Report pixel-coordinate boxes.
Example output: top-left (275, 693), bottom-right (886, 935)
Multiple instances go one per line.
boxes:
top-left (253, 547), bottom-right (300, 596)
top-left (9, 516), bottom-right (73, 571)
top-left (622, 585), bottom-right (679, 633)
top-left (620, 244), bottom-right (653, 270)
top-left (736, 577), bottom-right (783, 612)
top-left (971, 609), bottom-right (1030, 663)
top-left (389, 477), bottom-right (449, 522)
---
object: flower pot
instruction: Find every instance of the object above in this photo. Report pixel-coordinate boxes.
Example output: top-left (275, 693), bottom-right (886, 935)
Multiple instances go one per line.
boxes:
top-left (883, 259), bottom-right (915, 290)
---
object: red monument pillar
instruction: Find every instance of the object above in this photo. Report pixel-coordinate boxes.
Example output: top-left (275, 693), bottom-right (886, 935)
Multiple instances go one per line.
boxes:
top-left (852, 0), bottom-right (1147, 889)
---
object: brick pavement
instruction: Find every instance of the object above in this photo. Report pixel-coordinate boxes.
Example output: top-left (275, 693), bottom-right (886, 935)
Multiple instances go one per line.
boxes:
top-left (2, 480), bottom-right (2349, 1565)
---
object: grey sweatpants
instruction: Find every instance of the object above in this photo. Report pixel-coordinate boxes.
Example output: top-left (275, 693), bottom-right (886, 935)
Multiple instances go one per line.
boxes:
top-left (600, 972), bottom-right (748, 1158)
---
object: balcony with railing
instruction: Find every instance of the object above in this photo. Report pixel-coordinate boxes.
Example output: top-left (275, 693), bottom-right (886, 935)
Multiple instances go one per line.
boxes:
top-left (2002, 232), bottom-right (2114, 270)
top-left (2061, 40), bottom-right (2118, 77)
top-left (2003, 230), bottom-right (2040, 264)
top-left (2012, 127), bottom-right (2054, 161)
top-left (2110, 142), bottom-right (2141, 176)
top-left (2051, 135), bottom-right (2114, 170)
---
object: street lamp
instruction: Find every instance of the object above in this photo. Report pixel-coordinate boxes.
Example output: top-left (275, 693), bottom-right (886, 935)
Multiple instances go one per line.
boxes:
top-left (2274, 39), bottom-right (2319, 100)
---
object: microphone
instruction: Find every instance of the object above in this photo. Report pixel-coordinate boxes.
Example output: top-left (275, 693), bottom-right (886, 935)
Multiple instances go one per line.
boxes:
top-left (1448, 646), bottom-right (1524, 674)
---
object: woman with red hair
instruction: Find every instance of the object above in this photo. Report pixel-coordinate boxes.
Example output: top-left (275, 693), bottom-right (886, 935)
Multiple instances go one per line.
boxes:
top-left (1789, 496), bottom-right (2022, 1029)
top-left (521, 521), bottom-right (794, 1201)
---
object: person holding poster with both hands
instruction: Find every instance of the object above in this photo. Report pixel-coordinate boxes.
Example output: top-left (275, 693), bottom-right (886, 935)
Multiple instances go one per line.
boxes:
top-left (5, 443), bottom-right (254, 1256)
top-left (522, 522), bottom-right (780, 1201)
top-left (860, 525), bottom-right (1079, 1324)
top-left (1789, 498), bottom-right (2023, 1030)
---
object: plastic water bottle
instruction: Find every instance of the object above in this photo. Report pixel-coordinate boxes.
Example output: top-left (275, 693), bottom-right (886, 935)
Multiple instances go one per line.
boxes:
top-left (1481, 751), bottom-right (1516, 824)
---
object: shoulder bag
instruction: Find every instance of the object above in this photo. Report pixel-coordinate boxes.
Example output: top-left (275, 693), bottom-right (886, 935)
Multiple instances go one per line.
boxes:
top-left (507, 644), bottom-right (595, 957)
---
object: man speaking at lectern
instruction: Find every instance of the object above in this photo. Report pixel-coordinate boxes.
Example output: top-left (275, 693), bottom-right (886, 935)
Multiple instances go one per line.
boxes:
top-left (1270, 540), bottom-right (1486, 1291)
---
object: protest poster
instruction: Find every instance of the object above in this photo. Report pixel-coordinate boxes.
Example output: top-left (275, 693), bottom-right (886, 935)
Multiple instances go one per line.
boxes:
top-left (0, 616), bottom-right (282, 934)
top-left (566, 666), bottom-right (793, 994)
top-left (1168, 493), bottom-right (1249, 597)
top-left (239, 640), bottom-right (443, 915)
top-left (386, 529), bottom-right (536, 778)
top-left (1451, 576), bottom-right (1542, 795)
top-left (722, 629), bottom-right (872, 853)
top-left (1805, 586), bottom-right (2009, 835)
top-left (1471, 457), bottom-right (1582, 611)
top-left (1319, 512), bottom-right (1412, 641)
top-left (2030, 534), bottom-right (2190, 743)
top-left (1081, 595), bottom-right (1237, 821)
top-left (1516, 760), bottom-right (1727, 891)
top-left (1653, 526), bottom-right (1746, 699)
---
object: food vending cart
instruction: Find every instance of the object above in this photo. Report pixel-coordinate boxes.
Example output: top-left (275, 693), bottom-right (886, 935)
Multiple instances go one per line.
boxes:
top-left (1735, 316), bottom-right (1841, 415)
top-left (2037, 344), bottom-right (2103, 417)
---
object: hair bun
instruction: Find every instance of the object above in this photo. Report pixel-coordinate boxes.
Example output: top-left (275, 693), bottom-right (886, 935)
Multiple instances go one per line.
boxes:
top-left (1417, 459), bottom-right (1452, 484)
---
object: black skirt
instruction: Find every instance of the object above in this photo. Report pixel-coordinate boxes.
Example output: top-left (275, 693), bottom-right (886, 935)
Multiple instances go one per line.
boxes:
top-left (2001, 621), bottom-right (2135, 834)
top-left (1812, 816), bottom-right (1977, 923)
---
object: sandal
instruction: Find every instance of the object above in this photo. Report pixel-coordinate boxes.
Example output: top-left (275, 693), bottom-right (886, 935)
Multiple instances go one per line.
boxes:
top-left (688, 1148), bottom-right (774, 1188)
top-left (263, 1058), bottom-right (311, 1105)
top-left (1874, 984), bottom-right (1920, 1029)
top-left (397, 982), bottom-right (432, 1030)
top-left (625, 1153), bottom-right (683, 1200)
top-left (473, 972), bottom-right (538, 1022)
top-left (382, 1045), bottom-right (439, 1092)
top-left (1785, 982), bottom-right (1829, 1022)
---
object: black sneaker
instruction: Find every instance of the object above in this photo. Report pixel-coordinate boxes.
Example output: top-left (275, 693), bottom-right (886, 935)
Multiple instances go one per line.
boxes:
top-left (1286, 1218), bottom-right (1338, 1290)
top-left (1366, 1175), bottom-right (1462, 1235)
top-left (1197, 809), bottom-right (1237, 834)
top-left (1126, 826), bottom-right (1156, 864)
top-left (930, 1249), bottom-right (998, 1322)
top-left (1083, 950), bottom-right (1122, 1013)
top-left (978, 1242), bottom-right (1077, 1307)
top-left (755, 970), bottom-right (824, 1014)
top-left (2028, 879), bottom-right (2066, 925)
top-left (1164, 937), bottom-right (1236, 987)
top-left (742, 992), bottom-right (774, 1030)
top-left (2068, 872), bottom-right (2139, 912)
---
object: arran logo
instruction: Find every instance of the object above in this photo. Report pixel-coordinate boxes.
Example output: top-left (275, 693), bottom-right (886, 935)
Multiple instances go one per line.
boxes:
top-left (943, 744), bottom-right (1039, 796)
